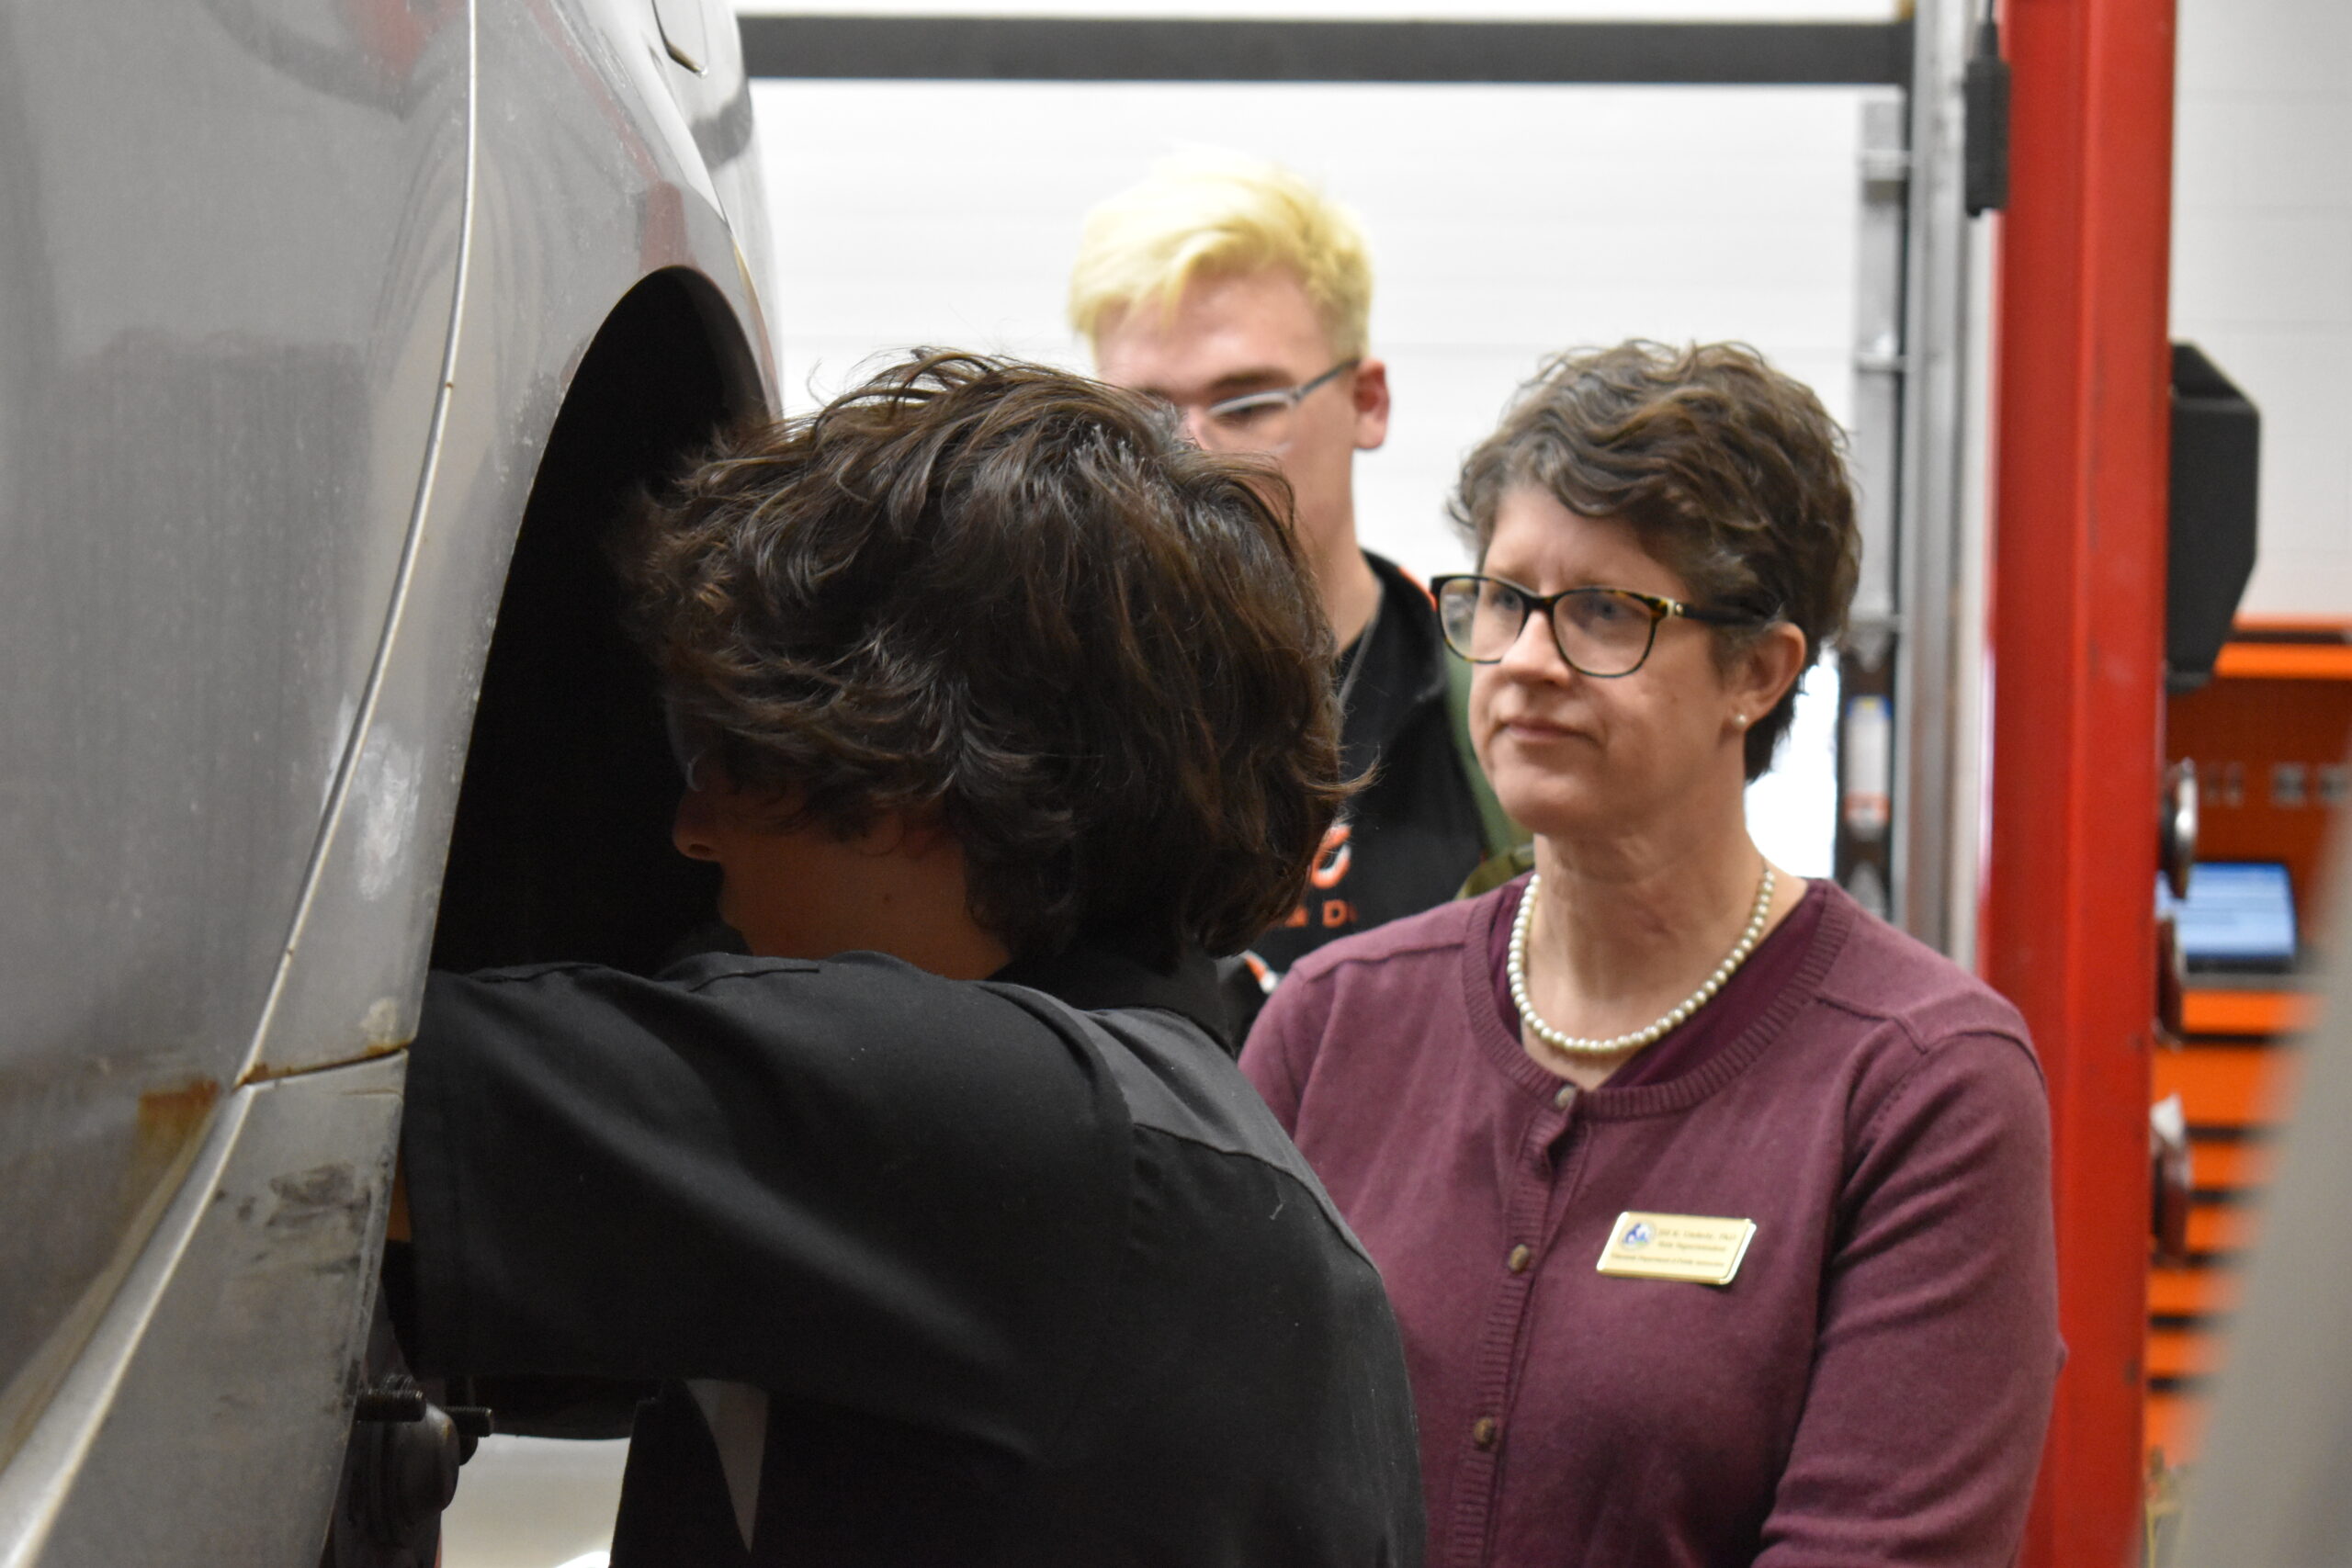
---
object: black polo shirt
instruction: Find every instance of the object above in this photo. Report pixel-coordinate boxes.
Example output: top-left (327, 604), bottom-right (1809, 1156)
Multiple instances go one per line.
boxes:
top-left (399, 943), bottom-right (1423, 1567)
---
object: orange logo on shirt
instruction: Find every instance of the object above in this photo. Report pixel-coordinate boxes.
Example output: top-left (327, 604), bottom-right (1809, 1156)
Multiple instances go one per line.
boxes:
top-left (1309, 822), bottom-right (1353, 889)
top-left (1273, 823), bottom-right (1359, 935)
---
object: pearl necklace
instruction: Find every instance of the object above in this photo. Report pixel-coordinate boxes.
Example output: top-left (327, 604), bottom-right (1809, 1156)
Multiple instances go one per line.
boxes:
top-left (1508, 863), bottom-right (1776, 1057)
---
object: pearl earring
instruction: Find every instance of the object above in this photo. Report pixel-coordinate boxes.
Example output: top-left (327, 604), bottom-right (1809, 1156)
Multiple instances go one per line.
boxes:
top-left (1733, 713), bottom-right (1749, 729)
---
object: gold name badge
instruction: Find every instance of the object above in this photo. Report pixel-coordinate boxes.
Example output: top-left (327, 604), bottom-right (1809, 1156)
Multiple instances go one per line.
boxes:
top-left (1595, 1211), bottom-right (1758, 1287)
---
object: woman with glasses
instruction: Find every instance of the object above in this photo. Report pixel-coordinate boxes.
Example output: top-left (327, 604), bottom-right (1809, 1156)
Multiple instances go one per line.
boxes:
top-left (1241, 341), bottom-right (2060, 1568)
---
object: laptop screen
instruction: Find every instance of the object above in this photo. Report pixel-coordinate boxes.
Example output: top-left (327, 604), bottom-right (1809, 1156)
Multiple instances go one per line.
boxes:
top-left (2156, 862), bottom-right (2300, 970)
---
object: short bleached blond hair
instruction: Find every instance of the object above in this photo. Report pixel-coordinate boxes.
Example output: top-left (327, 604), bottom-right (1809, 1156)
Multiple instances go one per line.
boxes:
top-left (1069, 150), bottom-right (1374, 360)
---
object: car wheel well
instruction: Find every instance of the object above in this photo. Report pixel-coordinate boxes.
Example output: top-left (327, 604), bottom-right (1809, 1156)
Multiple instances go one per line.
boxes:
top-left (430, 270), bottom-right (762, 976)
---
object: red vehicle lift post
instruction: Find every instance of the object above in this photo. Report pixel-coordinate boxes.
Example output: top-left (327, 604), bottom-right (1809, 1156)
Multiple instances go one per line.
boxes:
top-left (1983, 0), bottom-right (2177, 1562)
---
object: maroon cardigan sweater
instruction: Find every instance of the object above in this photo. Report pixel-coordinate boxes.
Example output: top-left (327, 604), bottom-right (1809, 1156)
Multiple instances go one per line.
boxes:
top-left (1243, 878), bottom-right (2060, 1568)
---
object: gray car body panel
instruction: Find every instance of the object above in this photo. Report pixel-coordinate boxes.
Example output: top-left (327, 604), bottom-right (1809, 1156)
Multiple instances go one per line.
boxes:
top-left (0, 0), bottom-right (774, 1558)
top-left (1, 1055), bottom-right (406, 1568)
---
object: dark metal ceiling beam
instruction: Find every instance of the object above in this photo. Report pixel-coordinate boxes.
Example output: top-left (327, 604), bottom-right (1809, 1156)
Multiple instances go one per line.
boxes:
top-left (739, 15), bottom-right (1914, 86)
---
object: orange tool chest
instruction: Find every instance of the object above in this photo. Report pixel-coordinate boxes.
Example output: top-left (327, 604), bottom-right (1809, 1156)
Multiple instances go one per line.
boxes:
top-left (2147, 623), bottom-right (2351, 1476)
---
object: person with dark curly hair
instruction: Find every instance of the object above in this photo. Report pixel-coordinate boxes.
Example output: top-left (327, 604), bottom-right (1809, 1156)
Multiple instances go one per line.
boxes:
top-left (390, 353), bottom-right (1423, 1567)
top-left (1242, 342), bottom-right (2059, 1568)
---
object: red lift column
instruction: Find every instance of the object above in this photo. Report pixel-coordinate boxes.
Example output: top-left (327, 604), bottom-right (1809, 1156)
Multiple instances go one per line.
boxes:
top-left (1984, 0), bottom-right (2177, 1562)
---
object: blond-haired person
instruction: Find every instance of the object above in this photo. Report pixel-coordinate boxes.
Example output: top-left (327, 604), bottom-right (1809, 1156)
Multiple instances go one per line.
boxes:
top-left (1073, 152), bottom-right (1520, 1025)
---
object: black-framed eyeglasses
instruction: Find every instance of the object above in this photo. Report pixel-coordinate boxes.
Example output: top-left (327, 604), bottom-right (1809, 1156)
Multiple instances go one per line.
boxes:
top-left (1178, 358), bottom-right (1361, 452)
top-left (1430, 573), bottom-right (1762, 678)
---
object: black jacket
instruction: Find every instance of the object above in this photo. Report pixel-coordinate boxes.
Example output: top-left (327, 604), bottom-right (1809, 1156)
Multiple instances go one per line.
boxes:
top-left (1249, 551), bottom-right (1491, 977)
top-left (400, 942), bottom-right (1424, 1566)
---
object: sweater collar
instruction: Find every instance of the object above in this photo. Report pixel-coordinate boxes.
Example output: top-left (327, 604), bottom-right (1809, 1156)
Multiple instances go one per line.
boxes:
top-left (1337, 551), bottom-right (1450, 765)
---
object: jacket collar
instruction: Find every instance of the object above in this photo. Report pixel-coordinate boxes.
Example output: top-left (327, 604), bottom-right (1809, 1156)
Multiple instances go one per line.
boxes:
top-left (1340, 551), bottom-right (1452, 762)
top-left (990, 941), bottom-right (1231, 1049)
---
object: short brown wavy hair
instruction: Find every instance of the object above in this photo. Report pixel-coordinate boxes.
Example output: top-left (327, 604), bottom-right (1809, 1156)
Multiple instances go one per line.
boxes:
top-left (1450, 341), bottom-right (1860, 781)
top-left (618, 351), bottom-right (1348, 963)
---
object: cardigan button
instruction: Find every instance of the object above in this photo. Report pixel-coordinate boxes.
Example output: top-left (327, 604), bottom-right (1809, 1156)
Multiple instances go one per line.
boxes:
top-left (1472, 1416), bottom-right (1498, 1450)
top-left (1506, 1245), bottom-right (1532, 1274)
top-left (1553, 1083), bottom-right (1576, 1110)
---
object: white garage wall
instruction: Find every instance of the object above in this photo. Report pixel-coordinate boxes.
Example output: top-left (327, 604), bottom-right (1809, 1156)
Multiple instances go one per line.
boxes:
top-left (2172, 0), bottom-right (2352, 618)
top-left (752, 79), bottom-right (1874, 588)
